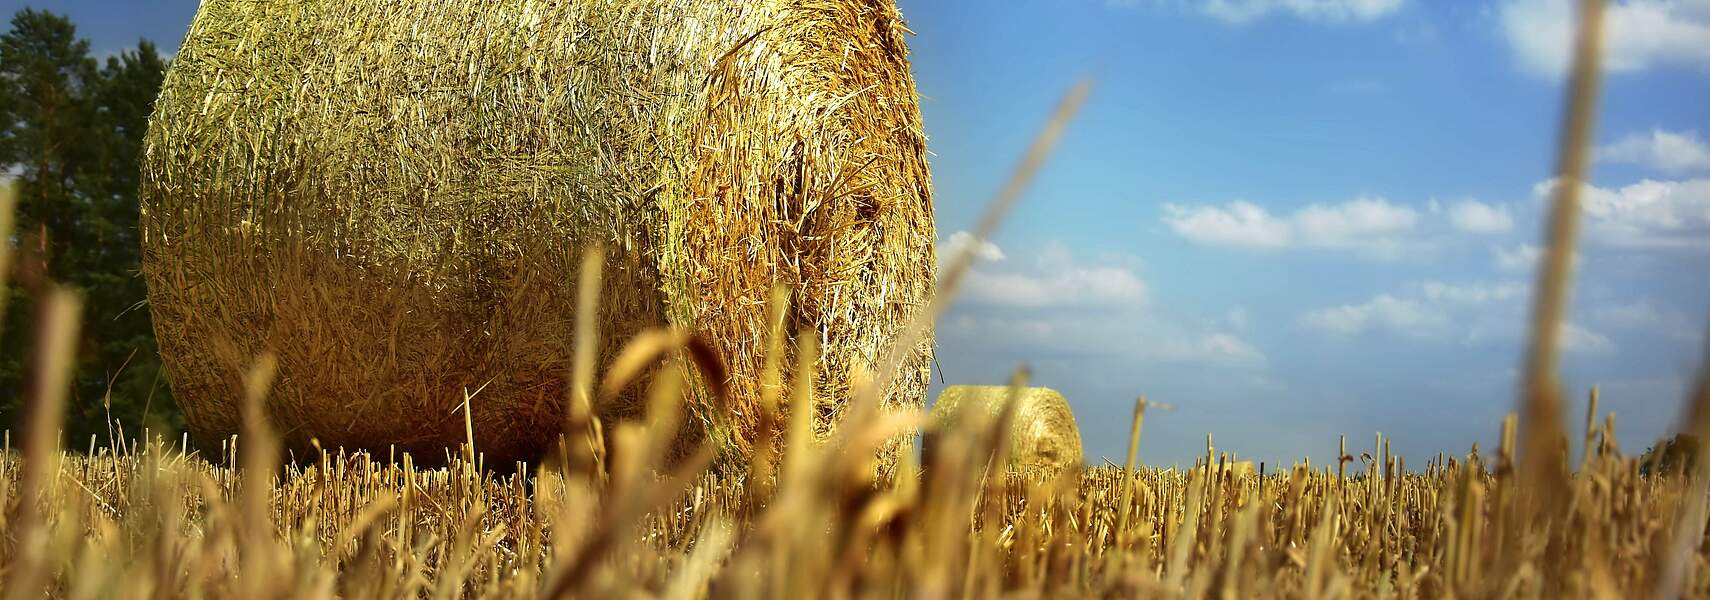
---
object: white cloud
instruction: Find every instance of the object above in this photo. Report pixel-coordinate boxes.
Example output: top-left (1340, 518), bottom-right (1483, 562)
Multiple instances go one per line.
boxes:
top-left (945, 315), bottom-right (1058, 341)
top-left (1161, 201), bottom-right (1293, 248)
top-left (1447, 199), bottom-right (1514, 233)
top-left (943, 241), bottom-right (1263, 367)
top-left (944, 312), bottom-right (1266, 365)
top-left (1294, 197), bottom-right (1419, 242)
top-left (956, 246), bottom-right (1146, 309)
top-left (1394, 21), bottom-right (1437, 45)
top-left (1595, 298), bottom-right (1704, 341)
top-left (1198, 333), bottom-right (1267, 362)
top-left (1491, 243), bottom-right (1545, 271)
top-left (1599, 300), bottom-right (1664, 328)
top-left (1490, 242), bottom-right (1586, 271)
top-left (1561, 322), bottom-right (1616, 353)
top-left (1201, 0), bottom-right (1406, 24)
top-left (1162, 196), bottom-right (1422, 257)
top-left (1598, 129), bottom-right (1710, 175)
top-left (1227, 306), bottom-right (1251, 331)
top-left (1534, 177), bottom-right (1710, 249)
top-left (1499, 0), bottom-right (1710, 78)
top-left (1110, 0), bottom-right (1405, 24)
top-left (940, 231), bottom-right (1006, 267)
top-left (940, 235), bottom-right (1144, 310)
top-left (1419, 281), bottom-right (1529, 304)
top-left (1300, 294), bottom-right (1452, 339)
top-left (1304, 281), bottom-right (1618, 354)
top-left (961, 268), bottom-right (1148, 309)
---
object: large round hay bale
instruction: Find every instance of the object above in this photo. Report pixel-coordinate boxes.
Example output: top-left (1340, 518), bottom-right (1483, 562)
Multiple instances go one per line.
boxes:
top-left (925, 386), bottom-right (1084, 474)
top-left (139, 0), bottom-right (935, 467)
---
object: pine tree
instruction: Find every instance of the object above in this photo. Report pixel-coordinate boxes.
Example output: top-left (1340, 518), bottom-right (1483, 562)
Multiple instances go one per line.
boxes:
top-left (0, 9), bottom-right (177, 443)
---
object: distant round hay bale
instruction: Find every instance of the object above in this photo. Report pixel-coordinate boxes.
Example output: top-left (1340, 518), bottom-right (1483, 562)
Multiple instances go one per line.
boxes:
top-left (1199, 460), bottom-right (1255, 481)
top-left (925, 386), bottom-right (1084, 474)
top-left (139, 0), bottom-right (935, 467)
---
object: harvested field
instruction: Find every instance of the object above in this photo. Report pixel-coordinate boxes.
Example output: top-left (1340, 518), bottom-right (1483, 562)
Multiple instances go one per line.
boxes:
top-left (0, 393), bottom-right (1706, 598)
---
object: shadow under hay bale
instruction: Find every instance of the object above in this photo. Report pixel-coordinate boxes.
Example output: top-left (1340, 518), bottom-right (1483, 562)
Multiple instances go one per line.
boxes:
top-left (140, 0), bottom-right (936, 468)
top-left (925, 385), bottom-right (1084, 474)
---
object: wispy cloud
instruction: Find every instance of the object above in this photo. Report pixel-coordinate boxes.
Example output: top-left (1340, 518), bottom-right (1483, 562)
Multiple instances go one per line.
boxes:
top-left (1446, 199), bottom-right (1514, 234)
top-left (1162, 196), bottom-right (1425, 258)
top-left (941, 237), bottom-right (1263, 366)
top-left (1491, 243), bottom-right (1544, 271)
top-left (1594, 298), bottom-right (1705, 342)
top-left (1227, 306), bottom-right (1251, 331)
top-left (1499, 0), bottom-right (1710, 78)
top-left (1302, 280), bottom-right (1527, 339)
top-left (1489, 243), bottom-right (1585, 272)
top-left (1393, 21), bottom-right (1437, 45)
top-left (1203, 0), bottom-right (1406, 24)
top-left (960, 267), bottom-right (1149, 309)
top-left (1598, 129), bottom-right (1710, 175)
top-left (1560, 322), bottom-right (1617, 354)
top-left (1196, 333), bottom-right (1268, 362)
top-left (939, 231), bottom-right (1007, 267)
top-left (1534, 177), bottom-right (1710, 250)
top-left (1300, 294), bottom-right (1453, 339)
top-left (1418, 280), bottom-right (1529, 304)
top-left (1300, 280), bottom-right (1615, 354)
top-left (944, 312), bottom-right (1267, 364)
top-left (1109, 0), bottom-right (1405, 25)
top-left (946, 237), bottom-right (1147, 309)
top-left (1162, 201), bottom-right (1293, 249)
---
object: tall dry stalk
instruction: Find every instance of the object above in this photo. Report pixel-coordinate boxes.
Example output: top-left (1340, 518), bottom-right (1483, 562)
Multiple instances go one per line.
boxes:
top-left (1517, 0), bottom-right (1605, 507)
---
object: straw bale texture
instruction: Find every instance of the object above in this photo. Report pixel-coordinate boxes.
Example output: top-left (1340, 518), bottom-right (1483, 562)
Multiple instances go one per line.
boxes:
top-left (926, 386), bottom-right (1084, 474)
top-left (139, 0), bottom-right (935, 466)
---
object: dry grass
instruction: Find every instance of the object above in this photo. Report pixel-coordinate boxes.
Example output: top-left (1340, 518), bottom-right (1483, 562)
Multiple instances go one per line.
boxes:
top-left (1, 391), bottom-right (1708, 598)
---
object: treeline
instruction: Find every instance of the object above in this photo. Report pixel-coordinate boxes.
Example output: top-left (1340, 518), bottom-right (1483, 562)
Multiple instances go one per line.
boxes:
top-left (0, 9), bottom-right (177, 442)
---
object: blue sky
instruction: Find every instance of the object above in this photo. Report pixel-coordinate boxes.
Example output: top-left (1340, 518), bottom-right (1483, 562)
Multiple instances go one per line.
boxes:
top-left (8, 0), bottom-right (1709, 468)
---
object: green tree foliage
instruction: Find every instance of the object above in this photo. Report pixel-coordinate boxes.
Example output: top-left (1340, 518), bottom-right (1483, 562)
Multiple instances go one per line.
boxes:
top-left (1639, 433), bottom-right (1699, 477)
top-left (0, 8), bottom-right (177, 444)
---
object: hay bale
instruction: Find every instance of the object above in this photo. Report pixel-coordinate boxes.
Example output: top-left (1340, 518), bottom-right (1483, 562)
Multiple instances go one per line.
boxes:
top-left (925, 386), bottom-right (1084, 474)
top-left (139, 0), bottom-right (935, 467)
top-left (1198, 460), bottom-right (1256, 480)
